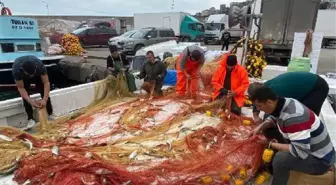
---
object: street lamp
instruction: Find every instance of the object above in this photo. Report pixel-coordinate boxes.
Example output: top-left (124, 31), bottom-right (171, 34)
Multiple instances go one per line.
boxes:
top-left (42, 1), bottom-right (49, 19)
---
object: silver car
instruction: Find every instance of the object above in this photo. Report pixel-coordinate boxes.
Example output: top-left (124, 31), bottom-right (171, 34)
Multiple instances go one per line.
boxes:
top-left (109, 28), bottom-right (176, 54)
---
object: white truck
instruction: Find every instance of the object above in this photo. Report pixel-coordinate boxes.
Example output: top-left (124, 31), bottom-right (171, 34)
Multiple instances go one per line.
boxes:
top-left (134, 12), bottom-right (205, 42)
top-left (204, 14), bottom-right (243, 44)
top-left (315, 10), bottom-right (336, 48)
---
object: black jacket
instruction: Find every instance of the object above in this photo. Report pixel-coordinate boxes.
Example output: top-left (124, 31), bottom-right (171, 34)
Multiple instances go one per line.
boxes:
top-left (138, 59), bottom-right (167, 82)
top-left (221, 31), bottom-right (231, 42)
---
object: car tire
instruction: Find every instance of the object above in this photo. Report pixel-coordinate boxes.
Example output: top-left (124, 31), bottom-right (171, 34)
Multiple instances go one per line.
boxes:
top-left (134, 44), bottom-right (144, 53)
top-left (80, 40), bottom-right (85, 48)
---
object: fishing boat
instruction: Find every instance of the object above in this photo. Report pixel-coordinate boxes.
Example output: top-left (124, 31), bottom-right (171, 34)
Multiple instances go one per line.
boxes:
top-left (0, 15), bottom-right (66, 93)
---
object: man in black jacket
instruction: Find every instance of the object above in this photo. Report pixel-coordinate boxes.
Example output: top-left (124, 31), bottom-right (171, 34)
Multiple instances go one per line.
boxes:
top-left (221, 29), bottom-right (231, 51)
top-left (136, 51), bottom-right (167, 98)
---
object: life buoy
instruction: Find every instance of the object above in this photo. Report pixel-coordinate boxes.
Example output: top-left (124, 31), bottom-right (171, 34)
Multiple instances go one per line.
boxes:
top-left (1, 7), bottom-right (12, 15)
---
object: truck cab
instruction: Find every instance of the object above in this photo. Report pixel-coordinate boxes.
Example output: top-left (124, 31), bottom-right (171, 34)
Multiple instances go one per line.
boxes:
top-left (180, 15), bottom-right (205, 42)
top-left (204, 14), bottom-right (226, 44)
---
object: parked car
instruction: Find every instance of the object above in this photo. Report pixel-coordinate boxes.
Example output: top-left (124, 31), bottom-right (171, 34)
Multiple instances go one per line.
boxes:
top-left (72, 27), bottom-right (118, 47)
top-left (108, 30), bottom-right (136, 47)
top-left (109, 27), bottom-right (177, 54)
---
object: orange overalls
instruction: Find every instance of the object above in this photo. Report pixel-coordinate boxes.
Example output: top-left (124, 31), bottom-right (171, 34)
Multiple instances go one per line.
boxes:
top-left (176, 53), bottom-right (200, 97)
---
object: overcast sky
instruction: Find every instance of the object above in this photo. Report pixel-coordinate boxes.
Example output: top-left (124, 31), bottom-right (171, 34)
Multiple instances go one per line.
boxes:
top-left (5, 0), bottom-right (246, 16)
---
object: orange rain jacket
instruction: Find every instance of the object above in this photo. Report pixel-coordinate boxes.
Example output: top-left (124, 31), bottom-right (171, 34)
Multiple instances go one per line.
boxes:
top-left (211, 54), bottom-right (250, 107)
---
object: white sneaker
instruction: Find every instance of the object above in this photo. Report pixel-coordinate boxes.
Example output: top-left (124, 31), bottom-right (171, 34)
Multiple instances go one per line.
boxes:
top-left (25, 119), bottom-right (36, 129)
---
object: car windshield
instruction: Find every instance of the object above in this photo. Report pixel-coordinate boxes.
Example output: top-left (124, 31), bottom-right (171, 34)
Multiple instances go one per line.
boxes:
top-left (130, 30), bottom-right (150, 39)
top-left (196, 23), bottom-right (205, 32)
top-left (121, 31), bottom-right (135, 37)
top-left (72, 28), bottom-right (88, 34)
top-left (206, 23), bottom-right (221, 30)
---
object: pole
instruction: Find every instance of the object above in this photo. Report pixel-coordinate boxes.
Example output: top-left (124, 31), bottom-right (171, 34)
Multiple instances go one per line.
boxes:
top-left (241, 0), bottom-right (257, 66)
top-left (42, 1), bottom-right (49, 19)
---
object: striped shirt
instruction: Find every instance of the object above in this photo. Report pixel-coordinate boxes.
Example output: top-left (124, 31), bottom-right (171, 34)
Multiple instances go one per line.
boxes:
top-left (269, 97), bottom-right (335, 165)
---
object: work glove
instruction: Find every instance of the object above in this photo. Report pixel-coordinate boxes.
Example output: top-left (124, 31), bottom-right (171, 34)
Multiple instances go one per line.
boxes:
top-left (219, 88), bottom-right (229, 96)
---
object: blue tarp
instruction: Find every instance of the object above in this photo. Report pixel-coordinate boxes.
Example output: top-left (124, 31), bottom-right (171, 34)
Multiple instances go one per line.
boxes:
top-left (163, 69), bottom-right (177, 85)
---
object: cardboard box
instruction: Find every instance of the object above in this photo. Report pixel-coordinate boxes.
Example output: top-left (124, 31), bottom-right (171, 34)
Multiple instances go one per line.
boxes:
top-left (288, 167), bottom-right (335, 185)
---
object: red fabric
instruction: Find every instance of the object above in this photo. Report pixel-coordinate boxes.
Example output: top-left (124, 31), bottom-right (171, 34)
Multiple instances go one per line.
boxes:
top-left (176, 53), bottom-right (200, 96)
top-left (1, 7), bottom-right (12, 15)
top-left (279, 110), bottom-right (315, 133)
top-left (211, 54), bottom-right (249, 107)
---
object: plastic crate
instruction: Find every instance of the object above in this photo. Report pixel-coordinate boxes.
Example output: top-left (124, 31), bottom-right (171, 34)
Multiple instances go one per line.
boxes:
top-left (132, 55), bottom-right (147, 70)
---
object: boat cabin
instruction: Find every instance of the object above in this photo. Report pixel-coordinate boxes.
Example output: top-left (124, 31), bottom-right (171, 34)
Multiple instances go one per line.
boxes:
top-left (0, 16), bottom-right (64, 86)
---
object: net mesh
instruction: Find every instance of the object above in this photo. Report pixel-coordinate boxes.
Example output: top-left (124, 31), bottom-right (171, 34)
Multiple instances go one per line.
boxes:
top-left (0, 56), bottom-right (266, 184)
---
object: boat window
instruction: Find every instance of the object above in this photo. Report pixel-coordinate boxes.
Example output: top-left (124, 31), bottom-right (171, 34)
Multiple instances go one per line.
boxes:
top-left (0, 43), bottom-right (15, 53)
top-left (17, 45), bottom-right (35, 52)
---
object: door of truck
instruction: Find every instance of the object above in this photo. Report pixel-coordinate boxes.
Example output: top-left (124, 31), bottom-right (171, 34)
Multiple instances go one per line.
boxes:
top-left (284, 0), bottom-right (320, 44)
top-left (258, 0), bottom-right (289, 43)
top-left (163, 17), bottom-right (171, 28)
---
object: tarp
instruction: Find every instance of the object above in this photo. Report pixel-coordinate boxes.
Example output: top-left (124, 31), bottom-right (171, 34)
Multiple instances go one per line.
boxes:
top-left (163, 70), bottom-right (177, 85)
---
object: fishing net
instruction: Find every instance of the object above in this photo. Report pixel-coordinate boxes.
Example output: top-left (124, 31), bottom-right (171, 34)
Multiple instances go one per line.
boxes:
top-left (0, 67), bottom-right (266, 184)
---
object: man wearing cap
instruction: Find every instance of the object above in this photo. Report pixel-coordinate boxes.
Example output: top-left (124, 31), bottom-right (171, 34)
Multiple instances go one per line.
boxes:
top-left (211, 54), bottom-right (249, 115)
top-left (176, 45), bottom-right (205, 98)
top-left (106, 44), bottom-right (130, 77)
top-left (107, 44), bottom-right (136, 92)
top-left (12, 55), bottom-right (53, 128)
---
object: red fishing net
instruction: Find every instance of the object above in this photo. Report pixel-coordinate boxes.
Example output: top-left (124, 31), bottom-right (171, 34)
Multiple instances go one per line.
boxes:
top-left (9, 92), bottom-right (265, 185)
top-left (1, 55), bottom-right (266, 184)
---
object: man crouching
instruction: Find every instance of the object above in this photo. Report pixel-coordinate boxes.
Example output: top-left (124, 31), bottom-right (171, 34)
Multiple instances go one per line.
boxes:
top-left (136, 51), bottom-right (167, 99)
top-left (248, 86), bottom-right (335, 185)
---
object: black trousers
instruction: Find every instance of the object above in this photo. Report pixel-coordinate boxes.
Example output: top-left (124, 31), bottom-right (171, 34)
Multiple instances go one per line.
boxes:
top-left (23, 77), bottom-right (53, 120)
top-left (221, 41), bottom-right (229, 51)
top-left (216, 95), bottom-right (241, 115)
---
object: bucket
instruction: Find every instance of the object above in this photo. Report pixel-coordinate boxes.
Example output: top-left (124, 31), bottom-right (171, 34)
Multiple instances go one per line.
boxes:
top-left (287, 57), bottom-right (311, 72)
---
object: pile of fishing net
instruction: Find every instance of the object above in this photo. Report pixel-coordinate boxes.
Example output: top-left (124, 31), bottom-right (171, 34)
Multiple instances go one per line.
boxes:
top-left (61, 33), bottom-right (84, 56)
top-left (163, 56), bottom-right (178, 70)
top-left (231, 38), bottom-right (267, 79)
top-left (0, 72), bottom-right (266, 185)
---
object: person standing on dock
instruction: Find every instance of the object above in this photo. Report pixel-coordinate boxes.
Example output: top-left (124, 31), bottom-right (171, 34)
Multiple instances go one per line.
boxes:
top-left (176, 45), bottom-right (205, 99)
top-left (12, 55), bottom-right (53, 128)
top-left (211, 54), bottom-right (249, 115)
top-left (221, 29), bottom-right (231, 51)
top-left (249, 86), bottom-right (335, 185)
top-left (136, 51), bottom-right (167, 98)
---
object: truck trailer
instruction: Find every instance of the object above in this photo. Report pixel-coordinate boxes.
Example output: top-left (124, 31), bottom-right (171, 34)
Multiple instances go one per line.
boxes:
top-left (134, 12), bottom-right (205, 42)
top-left (315, 9), bottom-right (336, 48)
top-left (256, 0), bottom-right (321, 64)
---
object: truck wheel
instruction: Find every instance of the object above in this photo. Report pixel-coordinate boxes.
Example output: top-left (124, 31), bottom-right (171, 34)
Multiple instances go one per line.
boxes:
top-left (134, 44), bottom-right (144, 53)
top-left (183, 37), bottom-right (191, 42)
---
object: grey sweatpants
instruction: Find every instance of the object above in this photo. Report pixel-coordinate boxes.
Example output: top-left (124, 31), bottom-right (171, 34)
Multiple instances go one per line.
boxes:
top-left (272, 152), bottom-right (331, 185)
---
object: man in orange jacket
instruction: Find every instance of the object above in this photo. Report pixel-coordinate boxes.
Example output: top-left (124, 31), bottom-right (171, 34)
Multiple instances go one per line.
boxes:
top-left (176, 45), bottom-right (205, 98)
top-left (211, 54), bottom-right (249, 115)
